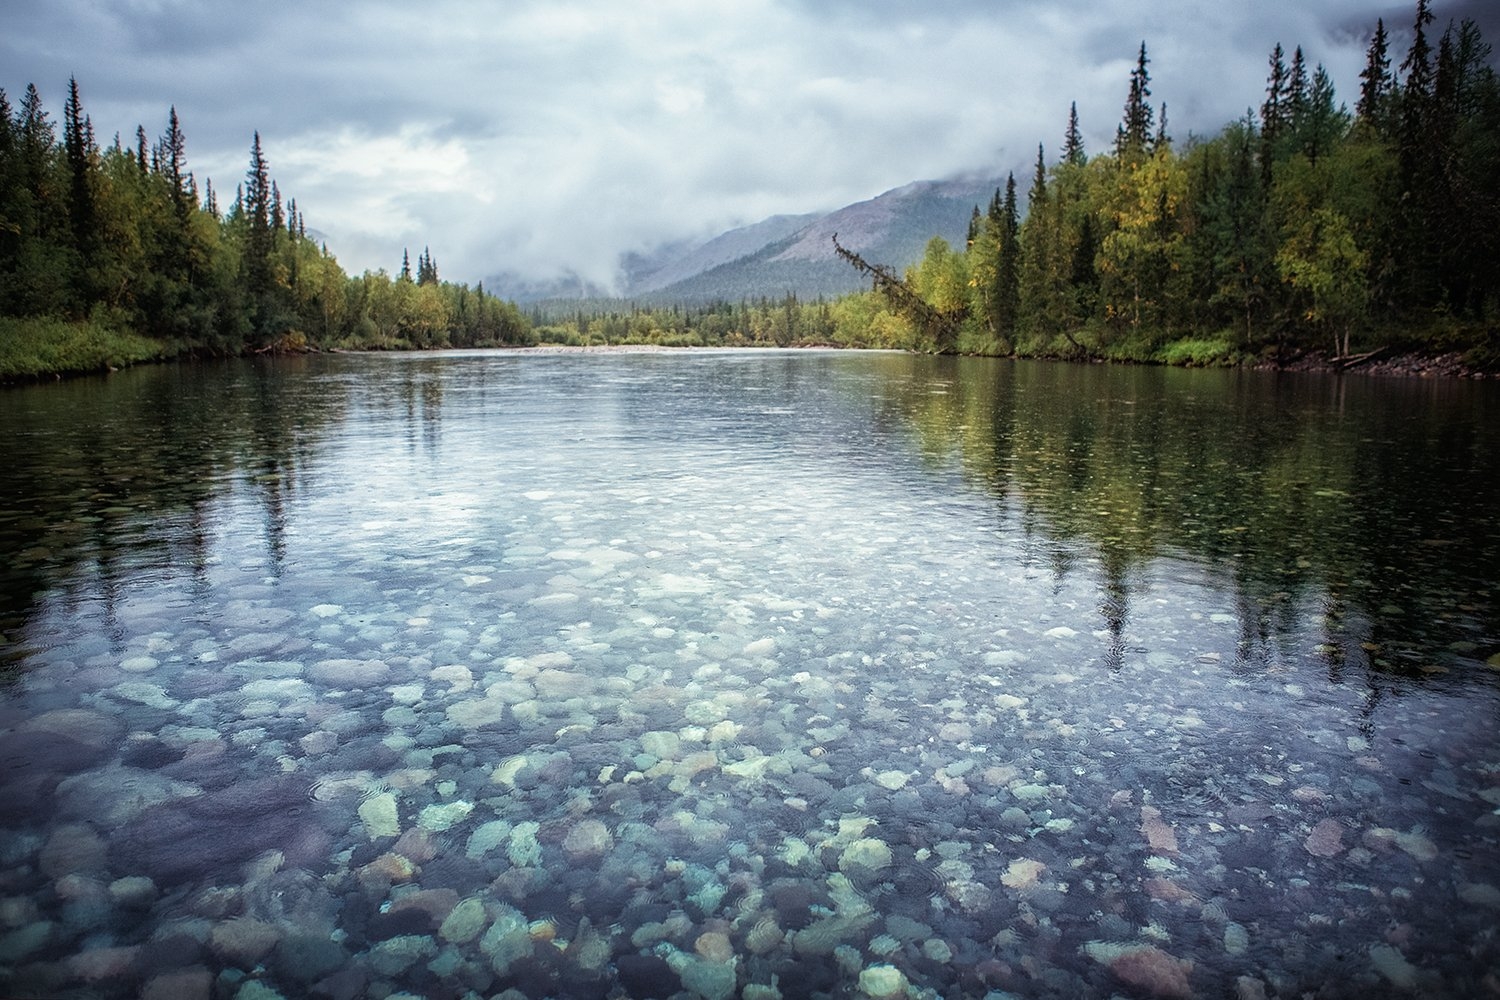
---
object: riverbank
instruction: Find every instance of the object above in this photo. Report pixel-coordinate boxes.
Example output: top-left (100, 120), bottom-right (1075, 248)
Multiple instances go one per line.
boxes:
top-left (0, 316), bottom-right (179, 383)
top-left (4, 315), bottom-right (1495, 384)
top-left (1253, 348), bottom-right (1492, 379)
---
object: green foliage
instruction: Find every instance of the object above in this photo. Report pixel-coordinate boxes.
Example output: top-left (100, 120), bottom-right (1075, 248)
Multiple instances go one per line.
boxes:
top-left (0, 79), bottom-right (532, 377)
top-left (0, 315), bottom-right (169, 381)
top-left (836, 0), bottom-right (1497, 365)
top-left (1156, 335), bottom-right (1240, 367)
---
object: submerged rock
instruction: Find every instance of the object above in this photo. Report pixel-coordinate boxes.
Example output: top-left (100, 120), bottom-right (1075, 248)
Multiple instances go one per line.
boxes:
top-left (309, 658), bottom-right (390, 688)
top-left (562, 818), bottom-right (614, 859)
top-left (616, 953), bottom-right (681, 999)
top-left (1085, 941), bottom-right (1194, 999)
top-left (1139, 806), bottom-right (1180, 856)
top-left (1304, 818), bottom-right (1344, 858)
top-left (439, 896), bottom-right (489, 944)
top-left (359, 792), bottom-right (401, 838)
top-left (838, 837), bottom-right (893, 874)
top-left (858, 963), bottom-right (909, 998)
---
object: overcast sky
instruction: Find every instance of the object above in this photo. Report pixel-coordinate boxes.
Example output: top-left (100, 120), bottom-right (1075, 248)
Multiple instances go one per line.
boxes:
top-left (4, 0), bottom-right (1492, 290)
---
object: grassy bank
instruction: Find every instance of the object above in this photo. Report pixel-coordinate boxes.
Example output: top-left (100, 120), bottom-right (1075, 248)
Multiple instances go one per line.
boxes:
top-left (0, 316), bottom-right (180, 383)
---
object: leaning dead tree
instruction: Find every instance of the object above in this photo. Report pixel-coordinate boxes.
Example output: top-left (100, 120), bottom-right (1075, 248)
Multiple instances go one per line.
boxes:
top-left (832, 233), bottom-right (965, 352)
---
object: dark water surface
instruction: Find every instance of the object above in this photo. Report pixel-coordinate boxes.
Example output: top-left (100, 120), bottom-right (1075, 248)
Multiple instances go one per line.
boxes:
top-left (1, 349), bottom-right (1497, 999)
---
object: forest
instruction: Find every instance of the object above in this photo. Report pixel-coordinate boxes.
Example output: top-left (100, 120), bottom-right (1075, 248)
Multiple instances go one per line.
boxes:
top-left (2, 0), bottom-right (1497, 379)
top-left (533, 1), bottom-right (1500, 367)
top-left (0, 85), bottom-right (531, 380)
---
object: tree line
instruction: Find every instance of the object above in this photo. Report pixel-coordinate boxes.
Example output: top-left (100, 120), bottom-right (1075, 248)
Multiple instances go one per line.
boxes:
top-left (5, 3), bottom-right (1496, 377)
top-left (0, 79), bottom-right (530, 377)
top-left (854, 0), bottom-right (1500, 364)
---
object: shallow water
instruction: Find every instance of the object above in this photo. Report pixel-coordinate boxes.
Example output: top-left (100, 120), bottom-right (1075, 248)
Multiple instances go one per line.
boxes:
top-left (1, 349), bottom-right (1497, 999)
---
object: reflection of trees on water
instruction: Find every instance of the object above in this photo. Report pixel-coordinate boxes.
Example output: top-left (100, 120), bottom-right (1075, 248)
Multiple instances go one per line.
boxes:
top-left (0, 358), bottom-right (353, 646)
top-left (874, 354), bottom-right (1500, 695)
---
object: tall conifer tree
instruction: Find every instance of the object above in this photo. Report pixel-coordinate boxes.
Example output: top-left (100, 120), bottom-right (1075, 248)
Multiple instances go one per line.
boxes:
top-left (1356, 19), bottom-right (1391, 127)
top-left (1115, 43), bottom-right (1154, 160)
top-left (1063, 102), bottom-right (1086, 165)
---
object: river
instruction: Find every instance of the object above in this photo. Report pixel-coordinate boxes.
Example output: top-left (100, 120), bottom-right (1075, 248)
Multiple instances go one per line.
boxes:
top-left (1, 349), bottom-right (1497, 999)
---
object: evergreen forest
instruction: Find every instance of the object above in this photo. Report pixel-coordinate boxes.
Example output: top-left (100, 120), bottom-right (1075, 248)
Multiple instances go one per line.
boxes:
top-left (2, 0), bottom-right (1497, 379)
top-left (0, 84), bottom-right (530, 380)
top-left (876, 1), bottom-right (1500, 365)
top-left (533, 1), bottom-right (1500, 368)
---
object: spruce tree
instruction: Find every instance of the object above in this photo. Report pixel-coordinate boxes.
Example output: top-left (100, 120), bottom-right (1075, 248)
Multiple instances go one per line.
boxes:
top-left (1287, 46), bottom-right (1310, 129)
top-left (62, 76), bottom-right (98, 311)
top-left (400, 248), bottom-right (412, 282)
top-left (994, 173), bottom-right (1020, 340)
top-left (1030, 143), bottom-right (1047, 207)
top-left (417, 245), bottom-right (439, 285)
top-left (1260, 43), bottom-right (1289, 184)
top-left (1393, 0), bottom-right (1439, 309)
top-left (1356, 19), bottom-right (1391, 128)
top-left (1298, 65), bottom-right (1347, 165)
top-left (1115, 42), bottom-right (1154, 160)
top-left (243, 131), bottom-right (276, 334)
top-left (163, 106), bottom-right (189, 215)
top-left (1401, 0), bottom-right (1436, 104)
top-left (1063, 102), bottom-right (1086, 165)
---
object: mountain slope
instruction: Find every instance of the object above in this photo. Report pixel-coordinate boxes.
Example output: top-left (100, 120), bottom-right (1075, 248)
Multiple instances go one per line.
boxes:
top-left (487, 174), bottom-right (1003, 304)
top-left (628, 213), bottom-right (820, 294)
top-left (641, 176), bottom-right (1001, 303)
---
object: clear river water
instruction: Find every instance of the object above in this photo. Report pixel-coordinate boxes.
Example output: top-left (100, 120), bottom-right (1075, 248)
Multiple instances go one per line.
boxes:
top-left (1, 348), bottom-right (1497, 1000)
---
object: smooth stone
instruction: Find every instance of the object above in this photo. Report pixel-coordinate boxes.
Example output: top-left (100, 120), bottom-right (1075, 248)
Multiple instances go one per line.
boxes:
top-left (359, 793), bottom-right (401, 839)
top-left (669, 950), bottom-right (737, 1000)
top-left (418, 800), bottom-right (473, 832)
top-left (478, 905), bottom-right (532, 975)
top-left (466, 820), bottom-right (511, 859)
top-left (839, 838), bottom-right (893, 873)
top-left (562, 819), bottom-right (613, 859)
top-left (858, 963), bottom-right (908, 999)
top-left (55, 773), bottom-right (204, 827)
top-left (440, 897), bottom-right (488, 944)
top-left (40, 823), bottom-right (108, 877)
top-left (108, 876), bottom-right (157, 907)
top-left (308, 658), bottom-right (390, 688)
top-left (141, 967), bottom-right (212, 1000)
top-left (447, 697), bottom-right (508, 728)
top-left (211, 918), bottom-right (281, 967)
top-left (0, 921), bottom-right (55, 963)
top-left (641, 731), bottom-right (681, 760)
top-left (110, 681), bottom-right (179, 709)
top-left (367, 934), bottom-right (438, 976)
top-left (1012, 783), bottom-right (1051, 803)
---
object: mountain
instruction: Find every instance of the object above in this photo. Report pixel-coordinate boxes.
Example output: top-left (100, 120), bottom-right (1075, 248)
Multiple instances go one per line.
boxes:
top-left (488, 174), bottom-right (1003, 305)
top-left (627, 213), bottom-right (819, 294)
top-left (640, 176), bottom-right (1002, 303)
